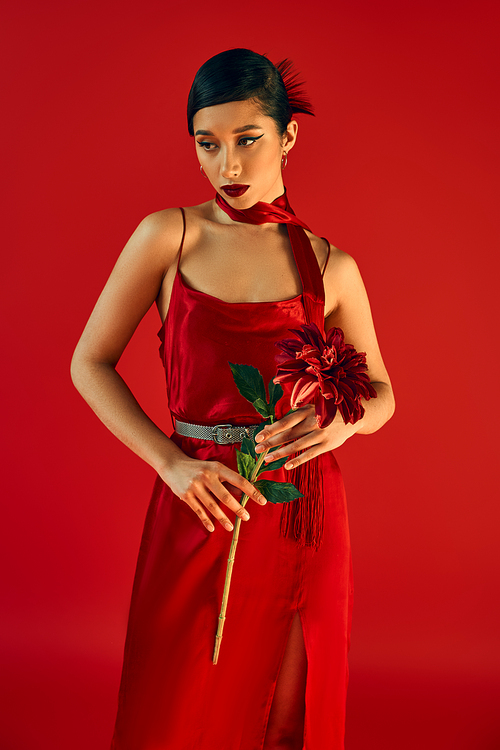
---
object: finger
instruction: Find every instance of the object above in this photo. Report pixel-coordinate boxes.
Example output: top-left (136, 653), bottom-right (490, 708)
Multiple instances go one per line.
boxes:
top-left (216, 464), bottom-right (267, 506)
top-left (256, 415), bottom-right (314, 453)
top-left (255, 411), bottom-right (303, 445)
top-left (182, 495), bottom-right (216, 533)
top-left (256, 432), bottom-right (301, 454)
top-left (222, 481), bottom-right (243, 499)
top-left (209, 479), bottom-right (252, 522)
top-left (263, 433), bottom-right (318, 464)
top-left (196, 485), bottom-right (238, 532)
top-left (282, 445), bottom-right (321, 471)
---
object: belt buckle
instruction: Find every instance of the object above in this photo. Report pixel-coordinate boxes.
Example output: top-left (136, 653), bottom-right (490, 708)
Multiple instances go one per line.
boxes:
top-left (212, 423), bottom-right (234, 445)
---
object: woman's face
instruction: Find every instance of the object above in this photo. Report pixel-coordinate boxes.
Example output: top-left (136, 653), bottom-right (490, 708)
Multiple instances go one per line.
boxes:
top-left (193, 99), bottom-right (298, 210)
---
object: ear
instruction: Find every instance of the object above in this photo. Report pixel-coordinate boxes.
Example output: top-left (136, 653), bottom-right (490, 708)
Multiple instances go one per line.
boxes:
top-left (282, 119), bottom-right (299, 153)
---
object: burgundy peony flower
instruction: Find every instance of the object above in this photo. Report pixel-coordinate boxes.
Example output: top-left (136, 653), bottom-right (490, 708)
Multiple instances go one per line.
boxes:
top-left (273, 323), bottom-right (377, 428)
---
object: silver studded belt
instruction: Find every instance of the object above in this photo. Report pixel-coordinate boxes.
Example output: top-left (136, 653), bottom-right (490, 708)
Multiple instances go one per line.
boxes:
top-left (174, 418), bottom-right (260, 445)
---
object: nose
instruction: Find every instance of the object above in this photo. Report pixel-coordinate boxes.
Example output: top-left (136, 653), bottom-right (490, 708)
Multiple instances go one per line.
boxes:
top-left (220, 145), bottom-right (241, 179)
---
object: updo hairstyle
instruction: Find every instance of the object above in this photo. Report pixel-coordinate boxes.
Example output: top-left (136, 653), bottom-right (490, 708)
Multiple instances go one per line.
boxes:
top-left (187, 48), bottom-right (314, 137)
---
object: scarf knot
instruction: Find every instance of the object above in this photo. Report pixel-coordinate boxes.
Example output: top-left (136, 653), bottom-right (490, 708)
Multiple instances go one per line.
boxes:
top-left (215, 189), bottom-right (311, 232)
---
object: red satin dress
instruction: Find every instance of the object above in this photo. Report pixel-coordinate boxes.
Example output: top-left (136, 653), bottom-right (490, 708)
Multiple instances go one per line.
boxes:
top-left (110, 210), bottom-right (353, 750)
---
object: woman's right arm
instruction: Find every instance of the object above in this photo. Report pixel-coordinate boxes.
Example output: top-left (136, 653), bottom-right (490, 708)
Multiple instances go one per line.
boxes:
top-left (70, 208), bottom-right (266, 532)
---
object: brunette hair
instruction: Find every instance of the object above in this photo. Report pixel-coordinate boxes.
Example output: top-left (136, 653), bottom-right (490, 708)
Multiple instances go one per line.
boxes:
top-left (187, 48), bottom-right (314, 136)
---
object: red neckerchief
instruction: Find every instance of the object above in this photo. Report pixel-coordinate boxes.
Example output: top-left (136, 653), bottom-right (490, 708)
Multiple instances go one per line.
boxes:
top-left (216, 188), bottom-right (326, 550)
top-left (215, 189), bottom-right (311, 231)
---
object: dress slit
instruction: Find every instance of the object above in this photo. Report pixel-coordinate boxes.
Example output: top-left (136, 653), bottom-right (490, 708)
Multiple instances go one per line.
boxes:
top-left (262, 609), bottom-right (308, 750)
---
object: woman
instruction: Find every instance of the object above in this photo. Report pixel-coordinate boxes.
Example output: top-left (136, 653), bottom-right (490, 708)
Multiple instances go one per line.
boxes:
top-left (71, 48), bottom-right (395, 750)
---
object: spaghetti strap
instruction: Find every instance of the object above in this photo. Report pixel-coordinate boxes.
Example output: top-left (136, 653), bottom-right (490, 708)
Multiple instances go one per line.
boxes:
top-left (321, 238), bottom-right (331, 278)
top-left (175, 207), bottom-right (187, 272)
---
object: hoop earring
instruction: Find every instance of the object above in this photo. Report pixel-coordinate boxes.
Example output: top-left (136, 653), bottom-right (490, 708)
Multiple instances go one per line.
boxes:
top-left (281, 152), bottom-right (288, 170)
top-left (200, 165), bottom-right (208, 178)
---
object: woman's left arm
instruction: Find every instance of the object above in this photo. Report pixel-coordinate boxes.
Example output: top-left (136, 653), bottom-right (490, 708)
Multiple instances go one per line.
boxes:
top-left (255, 248), bottom-right (395, 469)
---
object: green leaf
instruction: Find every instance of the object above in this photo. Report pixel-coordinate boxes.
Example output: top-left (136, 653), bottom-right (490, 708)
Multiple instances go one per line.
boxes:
top-left (258, 454), bottom-right (290, 474)
top-left (240, 436), bottom-right (256, 460)
top-left (236, 450), bottom-right (256, 480)
top-left (229, 363), bottom-right (267, 407)
top-left (268, 378), bottom-right (284, 414)
top-left (254, 479), bottom-right (304, 504)
top-left (252, 397), bottom-right (271, 419)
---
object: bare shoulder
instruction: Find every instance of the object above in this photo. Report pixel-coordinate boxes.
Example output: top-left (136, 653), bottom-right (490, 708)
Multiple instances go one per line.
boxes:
top-left (126, 201), bottom-right (215, 271)
top-left (132, 206), bottom-right (185, 262)
top-left (304, 230), bottom-right (354, 277)
top-left (303, 230), bottom-right (328, 273)
top-left (313, 240), bottom-right (364, 319)
top-left (153, 200), bottom-right (216, 249)
top-left (325, 247), bottom-right (373, 323)
top-left (324, 244), bottom-right (360, 278)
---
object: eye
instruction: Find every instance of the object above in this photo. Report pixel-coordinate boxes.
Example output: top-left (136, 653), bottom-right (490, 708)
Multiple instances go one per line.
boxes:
top-left (238, 134), bottom-right (264, 147)
top-left (197, 140), bottom-right (218, 151)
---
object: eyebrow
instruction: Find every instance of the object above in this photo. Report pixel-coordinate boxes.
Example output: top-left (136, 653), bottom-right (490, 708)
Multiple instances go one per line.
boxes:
top-left (195, 125), bottom-right (264, 136)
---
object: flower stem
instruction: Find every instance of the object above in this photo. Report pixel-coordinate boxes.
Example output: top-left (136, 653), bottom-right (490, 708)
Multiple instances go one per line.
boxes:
top-left (212, 447), bottom-right (270, 664)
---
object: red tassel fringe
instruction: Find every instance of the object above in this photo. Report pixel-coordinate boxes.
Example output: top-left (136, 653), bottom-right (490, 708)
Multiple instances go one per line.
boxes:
top-left (280, 455), bottom-right (324, 550)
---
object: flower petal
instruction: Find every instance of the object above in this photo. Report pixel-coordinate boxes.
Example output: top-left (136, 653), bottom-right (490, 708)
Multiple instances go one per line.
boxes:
top-left (315, 392), bottom-right (337, 428)
top-left (291, 375), bottom-right (319, 406)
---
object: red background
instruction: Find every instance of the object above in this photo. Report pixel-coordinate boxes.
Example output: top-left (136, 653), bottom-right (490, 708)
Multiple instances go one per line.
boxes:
top-left (2, 1), bottom-right (499, 748)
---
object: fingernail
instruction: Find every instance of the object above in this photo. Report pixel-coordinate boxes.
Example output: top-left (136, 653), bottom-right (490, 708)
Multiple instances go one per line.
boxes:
top-left (224, 521), bottom-right (233, 531)
top-left (242, 511), bottom-right (250, 521)
top-left (255, 445), bottom-right (263, 452)
top-left (207, 524), bottom-right (215, 532)
top-left (255, 433), bottom-right (264, 442)
top-left (259, 497), bottom-right (267, 505)
top-left (284, 462), bottom-right (293, 470)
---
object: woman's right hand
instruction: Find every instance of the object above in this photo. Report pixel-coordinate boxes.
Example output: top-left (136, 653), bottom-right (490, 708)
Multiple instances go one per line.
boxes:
top-left (161, 456), bottom-right (268, 533)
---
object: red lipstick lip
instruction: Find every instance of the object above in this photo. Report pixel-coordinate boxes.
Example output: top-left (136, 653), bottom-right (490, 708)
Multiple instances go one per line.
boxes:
top-left (221, 184), bottom-right (249, 197)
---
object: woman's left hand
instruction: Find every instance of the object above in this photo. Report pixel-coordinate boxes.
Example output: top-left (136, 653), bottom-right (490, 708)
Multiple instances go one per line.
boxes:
top-left (254, 404), bottom-right (360, 471)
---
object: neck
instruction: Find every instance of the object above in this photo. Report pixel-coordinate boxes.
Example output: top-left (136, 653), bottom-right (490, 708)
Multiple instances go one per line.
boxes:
top-left (257, 178), bottom-right (286, 205)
